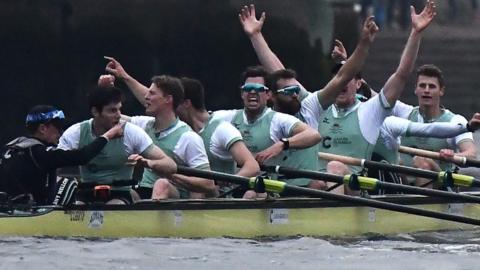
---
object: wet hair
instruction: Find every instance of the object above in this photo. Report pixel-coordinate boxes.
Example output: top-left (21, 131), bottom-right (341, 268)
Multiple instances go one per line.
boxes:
top-left (240, 65), bottom-right (268, 84)
top-left (151, 75), bottom-right (185, 110)
top-left (267, 69), bottom-right (297, 93)
top-left (88, 86), bottom-right (124, 113)
top-left (416, 64), bottom-right (445, 89)
top-left (25, 104), bottom-right (64, 134)
top-left (180, 77), bottom-right (205, 111)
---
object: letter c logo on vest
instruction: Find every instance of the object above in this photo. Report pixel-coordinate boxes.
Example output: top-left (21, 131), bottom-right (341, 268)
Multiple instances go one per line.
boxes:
top-left (322, 136), bottom-right (332, 149)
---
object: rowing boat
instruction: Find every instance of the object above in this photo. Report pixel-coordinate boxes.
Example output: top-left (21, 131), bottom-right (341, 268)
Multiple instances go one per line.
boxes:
top-left (1, 194), bottom-right (480, 238)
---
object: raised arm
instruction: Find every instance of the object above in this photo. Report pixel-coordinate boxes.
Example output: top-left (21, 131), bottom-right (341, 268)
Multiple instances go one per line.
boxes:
top-left (382, 1), bottom-right (436, 105)
top-left (317, 16), bottom-right (378, 108)
top-left (239, 4), bottom-right (310, 96)
top-left (239, 4), bottom-right (284, 72)
top-left (104, 56), bottom-right (149, 107)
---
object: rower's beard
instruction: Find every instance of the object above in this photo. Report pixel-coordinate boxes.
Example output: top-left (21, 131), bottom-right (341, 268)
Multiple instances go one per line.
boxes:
top-left (275, 99), bottom-right (301, 116)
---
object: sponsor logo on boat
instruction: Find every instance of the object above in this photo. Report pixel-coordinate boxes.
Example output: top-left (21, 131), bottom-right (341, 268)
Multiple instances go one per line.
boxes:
top-left (88, 211), bottom-right (104, 229)
top-left (67, 210), bottom-right (85, 222)
top-left (269, 209), bottom-right (289, 224)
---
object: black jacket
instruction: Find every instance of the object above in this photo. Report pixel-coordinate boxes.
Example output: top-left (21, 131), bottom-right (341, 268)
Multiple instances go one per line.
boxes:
top-left (0, 136), bottom-right (108, 204)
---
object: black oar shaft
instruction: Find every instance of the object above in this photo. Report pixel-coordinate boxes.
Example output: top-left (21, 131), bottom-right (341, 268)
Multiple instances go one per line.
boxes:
top-left (377, 181), bottom-right (480, 203)
top-left (318, 152), bottom-right (480, 188)
top-left (283, 185), bottom-right (480, 226)
top-left (465, 158), bottom-right (480, 168)
top-left (177, 166), bottom-right (480, 226)
top-left (363, 160), bottom-right (436, 179)
top-left (362, 160), bottom-right (480, 188)
top-left (268, 165), bottom-right (480, 204)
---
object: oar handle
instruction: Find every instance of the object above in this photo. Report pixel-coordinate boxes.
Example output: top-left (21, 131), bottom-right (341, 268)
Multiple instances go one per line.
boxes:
top-left (398, 146), bottom-right (468, 167)
top-left (318, 152), bottom-right (363, 166)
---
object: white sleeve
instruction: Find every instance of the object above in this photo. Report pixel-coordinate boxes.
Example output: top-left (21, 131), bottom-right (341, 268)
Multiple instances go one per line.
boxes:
top-left (175, 131), bottom-right (210, 168)
top-left (392, 100), bottom-right (414, 119)
top-left (380, 117), bottom-right (410, 150)
top-left (448, 114), bottom-right (474, 146)
top-left (270, 112), bottom-right (302, 142)
top-left (210, 122), bottom-right (243, 159)
top-left (129, 116), bottom-right (155, 130)
top-left (58, 123), bottom-right (81, 150)
top-left (406, 119), bottom-right (468, 139)
top-left (211, 110), bottom-right (237, 123)
top-left (300, 92), bottom-right (324, 130)
top-left (358, 90), bottom-right (394, 145)
top-left (214, 121), bottom-right (243, 150)
top-left (123, 123), bottom-right (154, 155)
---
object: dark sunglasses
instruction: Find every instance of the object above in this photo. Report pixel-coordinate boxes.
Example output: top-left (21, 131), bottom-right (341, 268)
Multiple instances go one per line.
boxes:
top-left (240, 83), bottom-right (269, 92)
top-left (277, 85), bottom-right (301, 96)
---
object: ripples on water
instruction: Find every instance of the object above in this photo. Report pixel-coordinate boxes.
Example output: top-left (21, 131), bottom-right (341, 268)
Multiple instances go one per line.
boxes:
top-left (1, 231), bottom-right (480, 270)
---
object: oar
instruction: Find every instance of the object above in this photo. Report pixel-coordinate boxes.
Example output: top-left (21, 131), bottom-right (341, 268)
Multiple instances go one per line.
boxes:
top-left (176, 166), bottom-right (480, 226)
top-left (399, 145), bottom-right (480, 168)
top-left (318, 152), bottom-right (480, 188)
top-left (262, 164), bottom-right (480, 204)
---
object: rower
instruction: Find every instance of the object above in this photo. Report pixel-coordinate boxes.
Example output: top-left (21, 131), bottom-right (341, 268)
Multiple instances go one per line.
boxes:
top-left (395, 65), bottom-right (477, 188)
top-left (211, 66), bottom-right (321, 198)
top-left (239, 5), bottom-right (377, 191)
top-left (101, 62), bottom-right (217, 200)
top-left (309, 1), bottom-right (435, 194)
top-left (58, 87), bottom-right (176, 204)
top-left (0, 105), bottom-right (123, 205)
top-left (177, 77), bottom-right (260, 197)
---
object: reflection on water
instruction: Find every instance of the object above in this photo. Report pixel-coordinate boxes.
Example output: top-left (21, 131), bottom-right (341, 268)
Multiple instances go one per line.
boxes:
top-left (1, 230), bottom-right (480, 270)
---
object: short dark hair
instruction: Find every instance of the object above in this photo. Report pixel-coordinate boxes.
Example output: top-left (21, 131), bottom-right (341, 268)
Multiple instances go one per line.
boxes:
top-left (241, 65), bottom-right (268, 84)
top-left (267, 69), bottom-right (297, 93)
top-left (88, 86), bottom-right (124, 113)
top-left (416, 64), bottom-right (445, 89)
top-left (331, 62), bottom-right (362, 80)
top-left (151, 75), bottom-right (184, 110)
top-left (180, 77), bottom-right (205, 111)
top-left (25, 104), bottom-right (64, 134)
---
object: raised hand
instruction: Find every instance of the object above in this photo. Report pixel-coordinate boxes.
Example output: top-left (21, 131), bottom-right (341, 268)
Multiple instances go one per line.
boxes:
top-left (104, 56), bottom-right (129, 80)
top-left (331, 39), bottom-right (348, 62)
top-left (468, 112), bottom-right (480, 131)
top-left (98, 74), bottom-right (115, 88)
top-left (360, 16), bottom-right (379, 43)
top-left (411, 0), bottom-right (436, 33)
top-left (239, 4), bottom-right (266, 37)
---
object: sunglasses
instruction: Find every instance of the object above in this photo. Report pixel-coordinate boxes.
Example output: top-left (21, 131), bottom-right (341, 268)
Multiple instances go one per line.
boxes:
top-left (240, 83), bottom-right (269, 92)
top-left (277, 85), bottom-right (301, 96)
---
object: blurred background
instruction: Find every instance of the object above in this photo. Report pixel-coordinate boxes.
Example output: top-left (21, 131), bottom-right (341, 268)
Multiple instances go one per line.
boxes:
top-left (0, 0), bottom-right (479, 144)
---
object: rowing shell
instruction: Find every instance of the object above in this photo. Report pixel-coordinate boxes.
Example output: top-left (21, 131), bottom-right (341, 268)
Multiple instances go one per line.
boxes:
top-left (1, 194), bottom-right (480, 238)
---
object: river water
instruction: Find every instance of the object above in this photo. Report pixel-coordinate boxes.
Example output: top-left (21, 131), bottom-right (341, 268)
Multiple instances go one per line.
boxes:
top-left (1, 230), bottom-right (480, 270)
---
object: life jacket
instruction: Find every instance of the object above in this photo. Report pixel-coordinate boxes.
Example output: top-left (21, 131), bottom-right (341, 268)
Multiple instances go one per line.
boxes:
top-left (0, 137), bottom-right (50, 204)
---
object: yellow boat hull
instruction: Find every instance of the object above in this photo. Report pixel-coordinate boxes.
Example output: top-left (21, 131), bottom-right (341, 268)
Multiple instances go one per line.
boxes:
top-left (1, 196), bottom-right (479, 238)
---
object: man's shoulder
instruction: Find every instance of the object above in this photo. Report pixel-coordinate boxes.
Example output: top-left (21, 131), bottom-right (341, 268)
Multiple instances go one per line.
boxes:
top-left (124, 122), bottom-right (150, 136)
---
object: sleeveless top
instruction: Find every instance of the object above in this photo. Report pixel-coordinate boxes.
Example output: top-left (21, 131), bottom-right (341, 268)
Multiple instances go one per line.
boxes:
top-left (78, 120), bottom-right (131, 190)
top-left (140, 118), bottom-right (191, 188)
top-left (400, 107), bottom-right (456, 171)
top-left (318, 102), bottom-right (375, 173)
